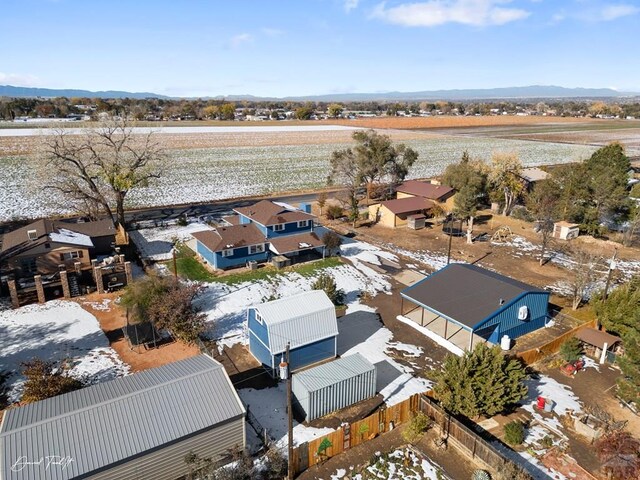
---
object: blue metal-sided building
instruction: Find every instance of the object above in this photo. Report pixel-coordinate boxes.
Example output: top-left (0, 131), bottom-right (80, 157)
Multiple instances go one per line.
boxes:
top-left (400, 263), bottom-right (550, 351)
top-left (247, 290), bottom-right (339, 376)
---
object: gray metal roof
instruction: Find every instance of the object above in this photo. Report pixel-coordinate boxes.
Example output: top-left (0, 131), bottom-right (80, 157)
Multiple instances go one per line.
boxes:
top-left (401, 264), bottom-right (547, 329)
top-left (253, 290), bottom-right (338, 354)
top-left (293, 353), bottom-right (375, 393)
top-left (0, 355), bottom-right (245, 480)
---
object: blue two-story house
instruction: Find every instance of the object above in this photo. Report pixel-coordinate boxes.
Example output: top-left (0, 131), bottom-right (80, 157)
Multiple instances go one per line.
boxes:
top-left (191, 224), bottom-right (268, 270)
top-left (191, 200), bottom-right (326, 270)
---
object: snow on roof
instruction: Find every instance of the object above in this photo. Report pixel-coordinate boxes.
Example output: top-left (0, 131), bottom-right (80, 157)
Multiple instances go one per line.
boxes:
top-left (252, 290), bottom-right (338, 354)
top-left (49, 228), bottom-right (94, 247)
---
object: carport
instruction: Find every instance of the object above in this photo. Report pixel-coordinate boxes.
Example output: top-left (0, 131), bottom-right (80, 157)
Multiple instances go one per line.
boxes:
top-left (400, 295), bottom-right (486, 353)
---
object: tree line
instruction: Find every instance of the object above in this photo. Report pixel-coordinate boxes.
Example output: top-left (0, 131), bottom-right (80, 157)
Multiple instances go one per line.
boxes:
top-left (4, 95), bottom-right (640, 120)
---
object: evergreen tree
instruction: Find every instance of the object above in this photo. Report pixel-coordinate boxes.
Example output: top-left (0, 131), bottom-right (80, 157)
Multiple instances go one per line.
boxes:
top-left (433, 344), bottom-right (528, 418)
top-left (312, 273), bottom-right (345, 306)
top-left (594, 277), bottom-right (640, 404)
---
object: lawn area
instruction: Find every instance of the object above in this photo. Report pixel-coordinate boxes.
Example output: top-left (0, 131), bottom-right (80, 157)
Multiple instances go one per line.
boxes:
top-left (165, 245), bottom-right (343, 285)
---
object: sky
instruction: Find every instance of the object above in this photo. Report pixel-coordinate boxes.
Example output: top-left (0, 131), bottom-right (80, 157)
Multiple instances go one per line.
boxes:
top-left (1, 0), bottom-right (639, 97)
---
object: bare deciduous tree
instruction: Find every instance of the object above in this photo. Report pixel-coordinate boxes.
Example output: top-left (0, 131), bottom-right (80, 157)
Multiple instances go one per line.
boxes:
top-left (489, 152), bottom-right (524, 216)
top-left (41, 117), bottom-right (164, 226)
top-left (568, 249), bottom-right (602, 310)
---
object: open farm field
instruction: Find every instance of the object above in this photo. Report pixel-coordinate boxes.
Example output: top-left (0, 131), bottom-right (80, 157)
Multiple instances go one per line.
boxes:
top-left (0, 129), bottom-right (599, 221)
top-left (495, 126), bottom-right (640, 151)
top-left (331, 114), bottom-right (604, 130)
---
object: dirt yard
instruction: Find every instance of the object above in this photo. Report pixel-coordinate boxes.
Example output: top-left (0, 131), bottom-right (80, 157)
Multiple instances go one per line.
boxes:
top-left (297, 424), bottom-right (480, 480)
top-left (76, 292), bottom-right (200, 372)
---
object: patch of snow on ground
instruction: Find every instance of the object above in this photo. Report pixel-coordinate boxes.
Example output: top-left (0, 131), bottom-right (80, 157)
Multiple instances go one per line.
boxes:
top-left (386, 341), bottom-right (423, 357)
top-left (343, 447), bottom-right (448, 480)
top-left (81, 298), bottom-right (112, 312)
top-left (129, 222), bottom-right (213, 261)
top-left (330, 468), bottom-right (346, 480)
top-left (581, 355), bottom-right (600, 371)
top-left (239, 383), bottom-right (334, 454)
top-left (0, 300), bottom-right (130, 402)
top-left (523, 374), bottom-right (583, 417)
top-left (384, 244), bottom-right (456, 271)
top-left (397, 315), bottom-right (465, 357)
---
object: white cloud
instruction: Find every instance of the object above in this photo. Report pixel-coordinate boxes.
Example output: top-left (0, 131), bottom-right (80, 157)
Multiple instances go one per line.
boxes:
top-left (229, 33), bottom-right (253, 48)
top-left (0, 72), bottom-right (40, 86)
top-left (600, 3), bottom-right (639, 20)
top-left (371, 0), bottom-right (531, 27)
top-left (551, 2), bottom-right (639, 23)
top-left (344, 0), bottom-right (360, 12)
top-left (261, 27), bottom-right (285, 36)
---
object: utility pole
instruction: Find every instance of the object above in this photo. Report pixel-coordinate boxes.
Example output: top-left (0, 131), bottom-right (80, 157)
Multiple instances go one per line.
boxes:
top-left (445, 217), bottom-right (453, 265)
top-left (285, 342), bottom-right (294, 480)
top-left (603, 249), bottom-right (618, 300)
top-left (172, 247), bottom-right (178, 280)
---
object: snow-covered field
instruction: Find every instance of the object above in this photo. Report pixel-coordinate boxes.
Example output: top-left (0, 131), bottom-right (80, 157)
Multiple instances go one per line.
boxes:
top-left (129, 221), bottom-right (213, 261)
top-left (0, 133), bottom-right (598, 221)
top-left (0, 300), bottom-right (130, 402)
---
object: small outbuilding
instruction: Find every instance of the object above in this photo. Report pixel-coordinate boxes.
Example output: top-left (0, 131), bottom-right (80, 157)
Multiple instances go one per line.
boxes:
top-left (0, 355), bottom-right (246, 480)
top-left (368, 197), bottom-right (435, 228)
top-left (575, 327), bottom-right (622, 364)
top-left (400, 264), bottom-right (550, 352)
top-left (247, 290), bottom-right (339, 376)
top-left (553, 221), bottom-right (580, 240)
top-left (292, 353), bottom-right (376, 422)
top-left (407, 214), bottom-right (426, 230)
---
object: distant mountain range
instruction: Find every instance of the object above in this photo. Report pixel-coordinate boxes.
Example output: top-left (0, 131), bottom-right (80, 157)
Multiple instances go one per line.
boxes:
top-left (1, 84), bottom-right (637, 101)
top-left (0, 85), bottom-right (169, 100)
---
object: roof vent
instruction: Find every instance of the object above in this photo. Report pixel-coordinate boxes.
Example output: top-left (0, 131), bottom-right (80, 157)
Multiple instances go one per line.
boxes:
top-left (499, 298), bottom-right (505, 306)
top-left (27, 229), bottom-right (37, 241)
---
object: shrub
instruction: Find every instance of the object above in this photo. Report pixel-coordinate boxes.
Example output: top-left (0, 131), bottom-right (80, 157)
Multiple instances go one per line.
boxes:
top-left (402, 411), bottom-right (432, 443)
top-left (322, 230), bottom-right (343, 256)
top-left (326, 204), bottom-right (344, 220)
top-left (504, 421), bottom-right (525, 446)
top-left (312, 273), bottom-right (345, 306)
top-left (177, 215), bottom-right (188, 226)
top-left (472, 470), bottom-right (491, 480)
top-left (21, 359), bottom-right (83, 403)
top-left (559, 336), bottom-right (583, 363)
top-left (510, 206), bottom-right (534, 222)
top-left (493, 462), bottom-right (533, 480)
top-left (540, 435), bottom-right (554, 448)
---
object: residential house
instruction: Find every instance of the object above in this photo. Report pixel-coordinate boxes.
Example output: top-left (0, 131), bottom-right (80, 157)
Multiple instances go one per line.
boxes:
top-left (0, 218), bottom-right (117, 278)
top-left (192, 200), bottom-right (325, 270)
top-left (395, 180), bottom-right (456, 211)
top-left (368, 197), bottom-right (435, 228)
top-left (247, 290), bottom-right (339, 376)
top-left (0, 355), bottom-right (246, 480)
top-left (400, 264), bottom-right (550, 352)
top-left (368, 180), bottom-right (455, 228)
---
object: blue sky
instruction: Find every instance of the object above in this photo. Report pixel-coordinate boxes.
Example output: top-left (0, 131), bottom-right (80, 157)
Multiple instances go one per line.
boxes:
top-left (1, 0), bottom-right (639, 97)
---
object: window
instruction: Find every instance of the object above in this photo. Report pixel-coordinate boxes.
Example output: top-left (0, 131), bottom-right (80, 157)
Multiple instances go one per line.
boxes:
top-left (273, 224), bottom-right (284, 232)
top-left (20, 258), bottom-right (37, 275)
top-left (249, 244), bottom-right (265, 254)
top-left (297, 220), bottom-right (309, 228)
top-left (221, 249), bottom-right (234, 257)
top-left (61, 251), bottom-right (83, 261)
top-left (27, 229), bottom-right (37, 241)
top-left (255, 312), bottom-right (264, 324)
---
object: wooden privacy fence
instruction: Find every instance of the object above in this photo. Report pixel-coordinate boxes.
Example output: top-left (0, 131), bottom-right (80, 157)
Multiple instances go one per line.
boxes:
top-left (292, 393), bottom-right (421, 474)
top-left (419, 394), bottom-right (507, 471)
top-left (517, 318), bottom-right (597, 365)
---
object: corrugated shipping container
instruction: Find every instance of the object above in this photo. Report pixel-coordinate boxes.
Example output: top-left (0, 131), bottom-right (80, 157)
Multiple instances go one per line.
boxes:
top-left (292, 353), bottom-right (376, 422)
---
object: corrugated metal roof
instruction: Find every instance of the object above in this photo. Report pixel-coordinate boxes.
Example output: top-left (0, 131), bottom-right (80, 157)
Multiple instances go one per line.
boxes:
top-left (293, 353), bottom-right (375, 393)
top-left (254, 290), bottom-right (338, 354)
top-left (0, 355), bottom-right (245, 480)
top-left (401, 263), bottom-right (547, 329)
